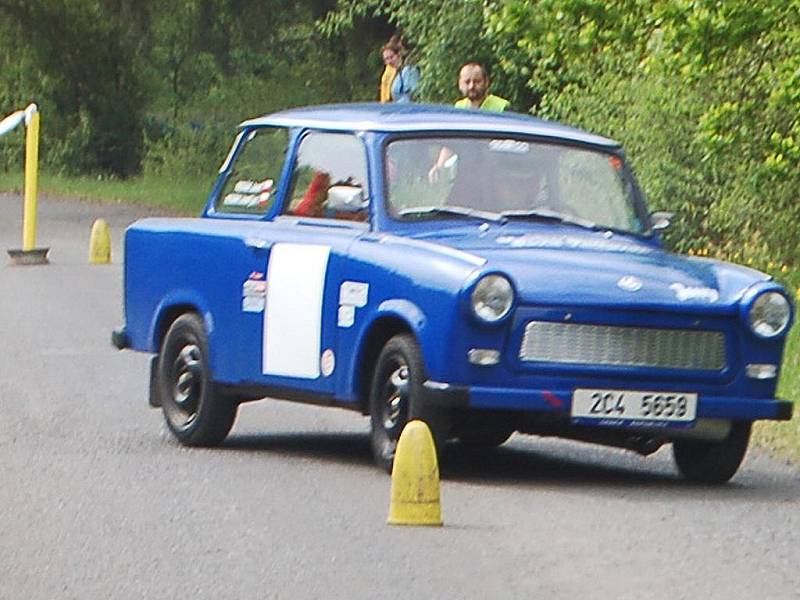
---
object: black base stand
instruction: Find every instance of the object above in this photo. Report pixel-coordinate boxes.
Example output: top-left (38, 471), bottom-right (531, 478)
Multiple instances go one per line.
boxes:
top-left (8, 248), bottom-right (50, 265)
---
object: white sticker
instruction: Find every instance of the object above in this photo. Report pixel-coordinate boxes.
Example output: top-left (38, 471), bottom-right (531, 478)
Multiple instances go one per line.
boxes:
top-left (669, 283), bottom-right (719, 302)
top-left (320, 349), bottom-right (335, 377)
top-left (338, 305), bottom-right (355, 328)
top-left (489, 139), bottom-right (530, 153)
top-left (263, 244), bottom-right (330, 378)
top-left (339, 281), bottom-right (369, 307)
top-left (242, 296), bottom-right (265, 313)
top-left (243, 280), bottom-right (267, 297)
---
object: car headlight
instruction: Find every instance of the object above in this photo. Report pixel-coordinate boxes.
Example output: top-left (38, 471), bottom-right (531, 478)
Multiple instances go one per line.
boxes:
top-left (748, 291), bottom-right (791, 338)
top-left (471, 274), bottom-right (514, 323)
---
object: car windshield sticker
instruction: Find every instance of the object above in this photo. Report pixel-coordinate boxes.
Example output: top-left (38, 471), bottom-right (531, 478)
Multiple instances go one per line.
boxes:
top-left (496, 233), bottom-right (652, 255)
top-left (263, 243), bottom-right (330, 378)
top-left (320, 349), bottom-right (335, 377)
top-left (669, 283), bottom-right (719, 302)
top-left (338, 305), bottom-right (356, 328)
top-left (242, 277), bottom-right (266, 313)
top-left (223, 179), bottom-right (274, 208)
top-left (339, 281), bottom-right (369, 307)
top-left (488, 139), bottom-right (530, 153)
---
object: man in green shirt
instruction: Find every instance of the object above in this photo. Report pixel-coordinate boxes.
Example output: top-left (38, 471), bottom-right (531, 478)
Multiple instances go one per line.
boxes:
top-left (428, 63), bottom-right (510, 181)
top-left (454, 62), bottom-right (510, 111)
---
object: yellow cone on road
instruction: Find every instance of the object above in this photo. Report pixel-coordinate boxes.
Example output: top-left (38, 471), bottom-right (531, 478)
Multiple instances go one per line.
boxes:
top-left (387, 420), bottom-right (443, 527)
top-left (89, 219), bottom-right (111, 264)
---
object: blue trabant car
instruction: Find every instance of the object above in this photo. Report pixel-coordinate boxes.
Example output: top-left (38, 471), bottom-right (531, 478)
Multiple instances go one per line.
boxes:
top-left (113, 103), bottom-right (793, 483)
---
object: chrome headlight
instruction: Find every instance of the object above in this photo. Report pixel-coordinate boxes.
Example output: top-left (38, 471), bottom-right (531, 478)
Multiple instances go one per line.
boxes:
top-left (471, 274), bottom-right (514, 323)
top-left (748, 291), bottom-right (791, 338)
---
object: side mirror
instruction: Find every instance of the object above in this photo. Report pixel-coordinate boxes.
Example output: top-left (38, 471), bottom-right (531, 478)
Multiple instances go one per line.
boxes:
top-left (327, 185), bottom-right (367, 213)
top-left (650, 211), bottom-right (675, 232)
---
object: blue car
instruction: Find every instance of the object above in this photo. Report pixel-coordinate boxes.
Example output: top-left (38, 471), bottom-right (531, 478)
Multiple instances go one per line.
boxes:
top-left (113, 103), bottom-right (793, 483)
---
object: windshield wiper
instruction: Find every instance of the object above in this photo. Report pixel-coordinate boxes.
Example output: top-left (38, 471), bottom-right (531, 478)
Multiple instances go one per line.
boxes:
top-left (399, 205), bottom-right (506, 223)
top-left (500, 208), bottom-right (597, 230)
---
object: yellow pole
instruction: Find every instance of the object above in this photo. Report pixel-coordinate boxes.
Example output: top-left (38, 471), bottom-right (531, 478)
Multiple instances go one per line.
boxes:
top-left (22, 107), bottom-right (40, 251)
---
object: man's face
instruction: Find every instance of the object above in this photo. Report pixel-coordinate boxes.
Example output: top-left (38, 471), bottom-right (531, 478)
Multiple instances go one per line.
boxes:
top-left (458, 65), bottom-right (489, 102)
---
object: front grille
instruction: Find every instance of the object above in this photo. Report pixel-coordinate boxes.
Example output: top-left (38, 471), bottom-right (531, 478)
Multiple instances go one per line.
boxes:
top-left (519, 321), bottom-right (726, 371)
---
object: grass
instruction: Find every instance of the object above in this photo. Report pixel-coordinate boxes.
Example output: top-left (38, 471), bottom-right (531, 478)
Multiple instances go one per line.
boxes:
top-left (0, 170), bottom-right (215, 215)
top-left (1, 168), bottom-right (797, 464)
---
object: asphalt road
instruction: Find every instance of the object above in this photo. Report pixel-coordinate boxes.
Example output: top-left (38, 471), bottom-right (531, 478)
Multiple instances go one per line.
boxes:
top-left (1, 192), bottom-right (799, 600)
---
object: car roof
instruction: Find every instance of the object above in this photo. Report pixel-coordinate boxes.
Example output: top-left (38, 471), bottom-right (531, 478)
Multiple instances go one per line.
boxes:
top-left (239, 103), bottom-right (620, 149)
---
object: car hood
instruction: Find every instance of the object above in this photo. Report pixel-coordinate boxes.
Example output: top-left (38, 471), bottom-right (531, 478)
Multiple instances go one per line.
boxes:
top-left (408, 226), bottom-right (771, 311)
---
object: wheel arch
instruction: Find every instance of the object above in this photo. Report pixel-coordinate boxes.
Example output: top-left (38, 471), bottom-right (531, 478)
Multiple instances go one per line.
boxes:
top-left (151, 302), bottom-right (204, 351)
top-left (147, 288), bottom-right (216, 352)
top-left (353, 314), bottom-right (419, 415)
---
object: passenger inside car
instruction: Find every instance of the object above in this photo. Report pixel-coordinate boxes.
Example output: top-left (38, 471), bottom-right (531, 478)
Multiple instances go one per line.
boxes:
top-left (291, 171), bottom-right (331, 217)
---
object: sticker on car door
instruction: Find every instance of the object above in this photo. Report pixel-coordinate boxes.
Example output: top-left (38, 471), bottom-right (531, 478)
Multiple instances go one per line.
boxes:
top-left (262, 243), bottom-right (330, 378)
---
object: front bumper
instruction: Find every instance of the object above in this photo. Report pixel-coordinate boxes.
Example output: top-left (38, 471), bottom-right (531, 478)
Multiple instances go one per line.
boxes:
top-left (422, 380), bottom-right (793, 422)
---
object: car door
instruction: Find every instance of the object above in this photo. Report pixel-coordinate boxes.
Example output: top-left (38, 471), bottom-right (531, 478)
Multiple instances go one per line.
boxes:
top-left (210, 128), bottom-right (370, 398)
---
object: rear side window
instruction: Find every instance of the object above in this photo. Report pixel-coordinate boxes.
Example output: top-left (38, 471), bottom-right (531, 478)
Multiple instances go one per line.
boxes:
top-left (215, 127), bottom-right (289, 215)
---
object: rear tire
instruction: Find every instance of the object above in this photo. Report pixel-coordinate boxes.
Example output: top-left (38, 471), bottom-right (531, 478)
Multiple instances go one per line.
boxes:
top-left (158, 313), bottom-right (238, 446)
top-left (369, 334), bottom-right (449, 473)
top-left (672, 422), bottom-right (751, 484)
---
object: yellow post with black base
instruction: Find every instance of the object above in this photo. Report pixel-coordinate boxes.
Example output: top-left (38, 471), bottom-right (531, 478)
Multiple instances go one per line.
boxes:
top-left (7, 104), bottom-right (49, 265)
top-left (387, 420), bottom-right (443, 527)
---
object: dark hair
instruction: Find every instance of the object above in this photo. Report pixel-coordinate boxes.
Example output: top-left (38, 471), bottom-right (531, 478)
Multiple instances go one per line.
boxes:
top-left (459, 62), bottom-right (489, 80)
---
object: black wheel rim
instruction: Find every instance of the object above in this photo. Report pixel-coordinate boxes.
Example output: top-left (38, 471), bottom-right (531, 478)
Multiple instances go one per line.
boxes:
top-left (380, 358), bottom-right (410, 442)
top-left (165, 343), bottom-right (203, 429)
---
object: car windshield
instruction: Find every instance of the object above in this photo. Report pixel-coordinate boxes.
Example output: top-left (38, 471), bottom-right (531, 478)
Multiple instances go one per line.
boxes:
top-left (385, 136), bottom-right (646, 234)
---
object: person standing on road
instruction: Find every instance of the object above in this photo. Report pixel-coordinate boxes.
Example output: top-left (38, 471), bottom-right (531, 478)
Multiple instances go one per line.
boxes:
top-left (454, 62), bottom-right (509, 112)
top-left (379, 38), bottom-right (420, 104)
top-left (427, 63), bottom-right (510, 182)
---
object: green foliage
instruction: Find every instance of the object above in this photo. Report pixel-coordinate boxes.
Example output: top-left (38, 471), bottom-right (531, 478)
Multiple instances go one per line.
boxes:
top-left (0, 0), bottom-right (149, 175)
top-left (0, 0), bottom-right (387, 178)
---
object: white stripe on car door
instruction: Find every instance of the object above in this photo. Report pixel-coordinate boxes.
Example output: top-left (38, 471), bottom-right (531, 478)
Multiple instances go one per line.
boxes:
top-left (262, 243), bottom-right (330, 378)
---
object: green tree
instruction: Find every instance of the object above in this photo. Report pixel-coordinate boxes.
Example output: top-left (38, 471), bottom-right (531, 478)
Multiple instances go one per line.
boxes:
top-left (0, 0), bottom-right (151, 175)
top-left (325, 0), bottom-right (800, 270)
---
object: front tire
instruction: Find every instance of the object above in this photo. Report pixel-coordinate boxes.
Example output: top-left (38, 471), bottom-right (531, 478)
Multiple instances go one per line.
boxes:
top-left (158, 313), bottom-right (238, 446)
top-left (672, 422), bottom-right (751, 484)
top-left (369, 334), bottom-right (449, 473)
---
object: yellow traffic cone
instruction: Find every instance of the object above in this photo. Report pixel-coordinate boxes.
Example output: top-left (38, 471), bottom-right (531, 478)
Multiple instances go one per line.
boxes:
top-left (89, 218), bottom-right (111, 264)
top-left (387, 420), bottom-right (443, 526)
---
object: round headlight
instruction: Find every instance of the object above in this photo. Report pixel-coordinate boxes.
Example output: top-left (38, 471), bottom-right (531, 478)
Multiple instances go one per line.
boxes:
top-left (748, 291), bottom-right (791, 338)
top-left (471, 275), bottom-right (514, 323)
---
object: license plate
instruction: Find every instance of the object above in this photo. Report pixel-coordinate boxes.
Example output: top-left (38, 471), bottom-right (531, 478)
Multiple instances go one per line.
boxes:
top-left (571, 388), bottom-right (697, 428)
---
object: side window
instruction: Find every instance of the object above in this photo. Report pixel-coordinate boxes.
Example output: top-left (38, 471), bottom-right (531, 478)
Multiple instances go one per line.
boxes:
top-left (215, 127), bottom-right (289, 215)
top-left (284, 132), bottom-right (369, 222)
